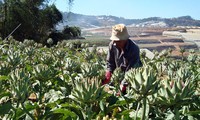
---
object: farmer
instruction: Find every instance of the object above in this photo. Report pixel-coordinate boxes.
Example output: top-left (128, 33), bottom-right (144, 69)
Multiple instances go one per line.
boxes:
top-left (102, 24), bottom-right (142, 95)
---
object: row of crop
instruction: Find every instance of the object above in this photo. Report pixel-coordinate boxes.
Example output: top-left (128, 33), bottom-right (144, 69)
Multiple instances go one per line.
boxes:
top-left (0, 39), bottom-right (200, 120)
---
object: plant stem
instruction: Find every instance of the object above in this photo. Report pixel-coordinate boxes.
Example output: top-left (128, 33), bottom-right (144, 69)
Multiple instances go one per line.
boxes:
top-left (175, 107), bottom-right (180, 120)
top-left (135, 102), bottom-right (140, 120)
top-left (141, 97), bottom-right (147, 120)
top-left (39, 82), bottom-right (43, 104)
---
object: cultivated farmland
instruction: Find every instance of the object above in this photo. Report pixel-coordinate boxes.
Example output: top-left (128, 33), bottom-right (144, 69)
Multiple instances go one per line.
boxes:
top-left (0, 38), bottom-right (199, 119)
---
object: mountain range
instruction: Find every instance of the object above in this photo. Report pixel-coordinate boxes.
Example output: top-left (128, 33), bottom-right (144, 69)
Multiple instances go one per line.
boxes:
top-left (56, 12), bottom-right (200, 30)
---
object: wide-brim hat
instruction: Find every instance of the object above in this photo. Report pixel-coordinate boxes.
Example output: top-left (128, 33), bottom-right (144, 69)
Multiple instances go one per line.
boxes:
top-left (110, 24), bottom-right (130, 41)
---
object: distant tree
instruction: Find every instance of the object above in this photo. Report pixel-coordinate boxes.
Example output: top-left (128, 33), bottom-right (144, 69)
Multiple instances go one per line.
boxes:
top-left (0, 0), bottom-right (74, 43)
top-left (62, 25), bottom-right (81, 39)
top-left (164, 16), bottom-right (200, 27)
top-left (177, 16), bottom-right (193, 20)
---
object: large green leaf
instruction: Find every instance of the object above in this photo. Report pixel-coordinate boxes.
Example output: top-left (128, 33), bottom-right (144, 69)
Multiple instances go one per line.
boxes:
top-left (0, 102), bottom-right (12, 115)
top-left (52, 109), bottom-right (77, 119)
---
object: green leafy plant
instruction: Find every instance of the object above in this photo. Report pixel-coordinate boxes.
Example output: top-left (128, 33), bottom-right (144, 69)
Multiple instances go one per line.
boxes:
top-left (0, 38), bottom-right (199, 119)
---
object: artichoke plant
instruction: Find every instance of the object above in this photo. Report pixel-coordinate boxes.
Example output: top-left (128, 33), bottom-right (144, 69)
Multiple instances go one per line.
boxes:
top-left (70, 78), bottom-right (107, 119)
top-left (157, 68), bottom-right (195, 119)
top-left (125, 66), bottom-right (160, 120)
top-left (0, 38), bottom-right (200, 119)
top-left (125, 66), bottom-right (159, 97)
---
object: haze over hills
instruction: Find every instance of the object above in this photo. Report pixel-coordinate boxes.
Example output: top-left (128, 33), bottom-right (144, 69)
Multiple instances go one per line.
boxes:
top-left (57, 12), bottom-right (200, 30)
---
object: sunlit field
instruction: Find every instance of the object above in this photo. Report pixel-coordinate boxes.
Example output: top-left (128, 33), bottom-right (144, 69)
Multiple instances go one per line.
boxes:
top-left (0, 38), bottom-right (199, 119)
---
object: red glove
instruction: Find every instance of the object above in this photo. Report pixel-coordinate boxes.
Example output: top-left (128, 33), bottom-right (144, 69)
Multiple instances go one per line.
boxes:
top-left (116, 84), bottom-right (127, 96)
top-left (120, 84), bottom-right (127, 92)
top-left (102, 71), bottom-right (112, 85)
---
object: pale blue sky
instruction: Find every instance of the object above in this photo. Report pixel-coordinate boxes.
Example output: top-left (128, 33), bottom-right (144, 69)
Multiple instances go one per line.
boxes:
top-left (54, 0), bottom-right (200, 20)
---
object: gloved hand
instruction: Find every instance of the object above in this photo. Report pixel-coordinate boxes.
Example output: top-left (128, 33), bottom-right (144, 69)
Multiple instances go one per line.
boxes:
top-left (116, 84), bottom-right (127, 96)
top-left (120, 84), bottom-right (127, 93)
top-left (102, 71), bottom-right (112, 85)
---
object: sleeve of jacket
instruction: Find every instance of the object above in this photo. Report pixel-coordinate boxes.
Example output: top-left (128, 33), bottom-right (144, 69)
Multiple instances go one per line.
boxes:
top-left (106, 43), bottom-right (116, 73)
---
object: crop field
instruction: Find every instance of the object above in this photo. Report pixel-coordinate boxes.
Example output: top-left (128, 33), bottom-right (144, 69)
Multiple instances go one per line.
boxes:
top-left (0, 38), bottom-right (200, 119)
top-left (82, 27), bottom-right (200, 58)
top-left (67, 36), bottom-right (110, 47)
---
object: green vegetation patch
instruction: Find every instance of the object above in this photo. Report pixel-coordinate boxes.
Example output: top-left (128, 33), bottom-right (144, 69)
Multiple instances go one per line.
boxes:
top-left (0, 39), bottom-right (199, 120)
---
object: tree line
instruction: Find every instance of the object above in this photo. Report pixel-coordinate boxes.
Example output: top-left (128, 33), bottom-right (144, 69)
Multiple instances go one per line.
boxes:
top-left (0, 0), bottom-right (80, 45)
top-left (140, 16), bottom-right (200, 27)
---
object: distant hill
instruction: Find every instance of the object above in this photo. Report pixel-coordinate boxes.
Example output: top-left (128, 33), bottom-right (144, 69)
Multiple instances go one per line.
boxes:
top-left (56, 12), bottom-right (200, 30)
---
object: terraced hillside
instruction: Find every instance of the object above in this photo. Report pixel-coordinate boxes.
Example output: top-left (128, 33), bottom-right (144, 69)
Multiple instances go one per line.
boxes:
top-left (83, 27), bottom-right (199, 58)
